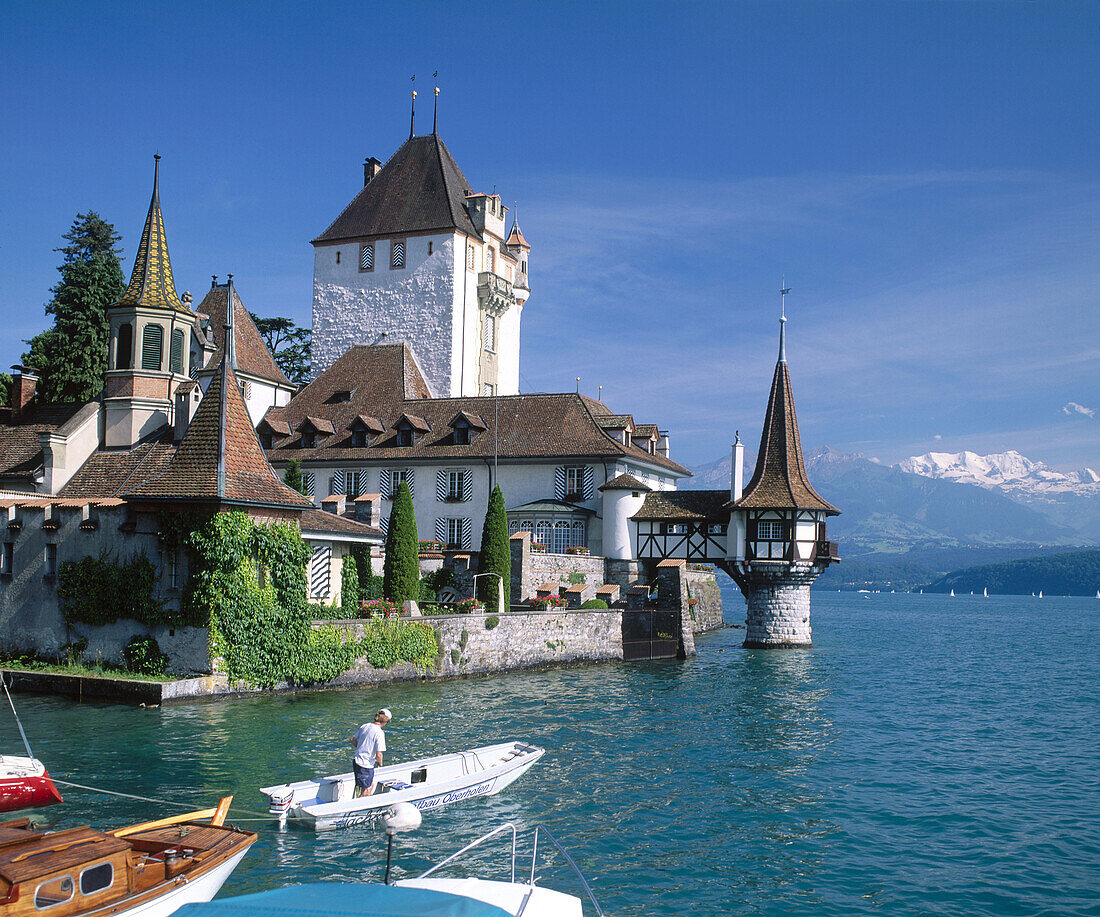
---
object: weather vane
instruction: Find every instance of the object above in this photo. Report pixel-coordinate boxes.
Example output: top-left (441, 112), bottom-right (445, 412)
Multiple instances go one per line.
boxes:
top-left (780, 275), bottom-right (791, 321)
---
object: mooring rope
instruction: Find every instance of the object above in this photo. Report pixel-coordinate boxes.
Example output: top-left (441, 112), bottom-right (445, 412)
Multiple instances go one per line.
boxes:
top-left (51, 779), bottom-right (272, 819)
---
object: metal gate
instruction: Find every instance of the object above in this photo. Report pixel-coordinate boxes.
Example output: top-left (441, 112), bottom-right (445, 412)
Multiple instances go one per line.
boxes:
top-left (621, 609), bottom-right (679, 661)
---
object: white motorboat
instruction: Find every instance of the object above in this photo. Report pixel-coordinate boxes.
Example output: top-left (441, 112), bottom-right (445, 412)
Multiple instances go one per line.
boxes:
top-left (174, 812), bottom-right (604, 916)
top-left (260, 741), bottom-right (544, 832)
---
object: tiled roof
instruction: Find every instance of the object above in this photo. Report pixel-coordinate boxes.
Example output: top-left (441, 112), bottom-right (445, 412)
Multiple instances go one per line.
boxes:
top-left (505, 222), bottom-right (530, 249)
top-left (262, 345), bottom-right (687, 474)
top-left (632, 490), bottom-right (730, 522)
top-left (597, 414), bottom-right (634, 431)
top-left (451, 411), bottom-right (486, 430)
top-left (126, 360), bottom-right (312, 508)
top-left (599, 473), bottom-right (650, 492)
top-left (313, 134), bottom-right (480, 243)
top-left (59, 442), bottom-right (177, 498)
top-left (195, 283), bottom-right (291, 386)
top-left (113, 157), bottom-right (188, 314)
top-left (300, 508), bottom-right (383, 541)
top-left (633, 424), bottom-right (659, 440)
top-left (0, 403), bottom-right (90, 483)
top-left (735, 360), bottom-right (837, 513)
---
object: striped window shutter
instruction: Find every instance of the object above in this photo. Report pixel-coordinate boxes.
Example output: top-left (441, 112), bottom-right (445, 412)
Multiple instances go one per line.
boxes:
top-left (381, 470), bottom-right (392, 500)
top-left (391, 240), bottom-right (405, 268)
top-left (405, 470), bottom-right (415, 498)
top-left (461, 518), bottom-right (472, 549)
top-left (302, 472), bottom-right (315, 498)
top-left (330, 472), bottom-right (345, 496)
top-left (360, 244), bottom-right (373, 271)
top-left (380, 516), bottom-right (389, 536)
top-left (554, 466), bottom-right (567, 501)
top-left (463, 471), bottom-right (472, 502)
top-left (308, 546), bottom-right (331, 599)
top-left (435, 517), bottom-right (447, 544)
top-left (582, 467), bottom-right (595, 500)
top-left (141, 324), bottom-right (163, 370)
top-left (436, 470), bottom-right (448, 501)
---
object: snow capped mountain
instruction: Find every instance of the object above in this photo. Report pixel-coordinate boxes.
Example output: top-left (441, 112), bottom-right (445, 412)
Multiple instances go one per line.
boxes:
top-left (897, 450), bottom-right (1100, 498)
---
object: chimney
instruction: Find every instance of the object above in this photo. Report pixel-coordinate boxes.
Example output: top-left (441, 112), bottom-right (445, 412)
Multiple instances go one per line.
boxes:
top-left (321, 494), bottom-right (346, 515)
top-left (656, 431), bottom-right (670, 459)
top-left (731, 432), bottom-right (744, 502)
top-left (353, 493), bottom-right (381, 526)
top-left (174, 383), bottom-right (201, 442)
top-left (363, 157), bottom-right (382, 185)
top-left (11, 365), bottom-right (38, 421)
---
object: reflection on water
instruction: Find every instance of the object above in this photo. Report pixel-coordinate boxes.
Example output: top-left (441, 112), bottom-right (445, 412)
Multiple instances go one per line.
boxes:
top-left (7, 593), bottom-right (1100, 916)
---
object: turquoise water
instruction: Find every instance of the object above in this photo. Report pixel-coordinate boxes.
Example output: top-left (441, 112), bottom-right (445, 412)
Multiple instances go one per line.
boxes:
top-left (8, 591), bottom-right (1100, 915)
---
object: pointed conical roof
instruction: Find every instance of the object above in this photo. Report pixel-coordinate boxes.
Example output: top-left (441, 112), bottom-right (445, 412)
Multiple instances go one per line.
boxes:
top-left (114, 156), bottom-right (188, 313)
top-left (735, 337), bottom-right (837, 513)
top-left (313, 134), bottom-right (480, 243)
top-left (505, 220), bottom-right (530, 250)
top-left (126, 358), bottom-right (311, 509)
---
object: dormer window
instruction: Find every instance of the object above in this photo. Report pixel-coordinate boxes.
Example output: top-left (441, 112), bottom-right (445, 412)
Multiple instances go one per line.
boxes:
top-left (260, 431), bottom-right (273, 450)
top-left (393, 413), bottom-right (429, 446)
top-left (348, 415), bottom-right (383, 448)
top-left (454, 425), bottom-right (470, 446)
top-left (327, 390), bottom-right (352, 404)
top-left (301, 429), bottom-right (316, 449)
top-left (298, 416), bottom-right (334, 449)
top-left (448, 412), bottom-right (486, 446)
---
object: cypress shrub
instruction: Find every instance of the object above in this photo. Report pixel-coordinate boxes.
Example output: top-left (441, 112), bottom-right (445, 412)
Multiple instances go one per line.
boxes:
top-left (283, 459), bottom-right (305, 494)
top-left (384, 481), bottom-right (420, 603)
top-left (341, 554), bottom-right (359, 616)
top-left (478, 484), bottom-right (511, 613)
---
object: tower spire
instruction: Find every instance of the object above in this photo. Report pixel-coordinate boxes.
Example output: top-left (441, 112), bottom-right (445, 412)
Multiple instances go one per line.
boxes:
top-left (779, 277), bottom-right (791, 363)
top-left (225, 274), bottom-right (237, 370)
top-left (115, 154), bottom-right (184, 312)
top-left (409, 74), bottom-right (417, 139)
top-left (433, 72), bottom-right (439, 135)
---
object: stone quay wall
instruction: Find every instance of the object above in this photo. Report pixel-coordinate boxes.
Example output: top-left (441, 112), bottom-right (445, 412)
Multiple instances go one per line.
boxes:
top-left (742, 564), bottom-right (823, 648)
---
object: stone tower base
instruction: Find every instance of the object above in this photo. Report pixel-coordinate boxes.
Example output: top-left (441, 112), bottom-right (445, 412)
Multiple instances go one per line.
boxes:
top-left (736, 563), bottom-right (824, 648)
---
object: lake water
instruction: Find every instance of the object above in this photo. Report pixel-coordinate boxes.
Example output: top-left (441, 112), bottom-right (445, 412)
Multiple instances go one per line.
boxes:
top-left (8, 590), bottom-right (1100, 915)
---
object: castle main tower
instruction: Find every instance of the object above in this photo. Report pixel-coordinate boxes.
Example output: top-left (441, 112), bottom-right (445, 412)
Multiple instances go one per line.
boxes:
top-left (310, 116), bottom-right (530, 398)
top-left (727, 311), bottom-right (840, 648)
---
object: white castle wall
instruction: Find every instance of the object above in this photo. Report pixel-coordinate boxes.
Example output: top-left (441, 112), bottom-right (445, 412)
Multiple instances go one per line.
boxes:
top-left (312, 233), bottom-right (458, 395)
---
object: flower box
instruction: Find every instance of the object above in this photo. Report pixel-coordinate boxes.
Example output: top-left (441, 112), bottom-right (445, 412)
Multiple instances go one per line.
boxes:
top-left (529, 543), bottom-right (548, 554)
top-left (529, 595), bottom-right (568, 610)
top-left (565, 546), bottom-right (590, 556)
top-left (456, 598), bottom-right (484, 614)
top-left (418, 539), bottom-right (445, 553)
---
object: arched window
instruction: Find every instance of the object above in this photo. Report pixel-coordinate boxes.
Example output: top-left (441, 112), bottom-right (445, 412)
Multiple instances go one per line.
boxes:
top-left (535, 521), bottom-right (551, 550)
top-left (169, 328), bottom-right (184, 373)
top-left (571, 521), bottom-right (586, 549)
top-left (116, 323), bottom-right (133, 370)
top-left (141, 324), bottom-right (163, 370)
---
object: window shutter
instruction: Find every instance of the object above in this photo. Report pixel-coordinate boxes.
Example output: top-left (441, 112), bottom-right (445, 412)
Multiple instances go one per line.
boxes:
top-left (437, 470), bottom-right (448, 502)
top-left (169, 329), bottom-right (184, 373)
top-left (141, 324), bottom-right (163, 370)
top-left (435, 517), bottom-right (447, 544)
top-left (360, 244), bottom-right (373, 271)
top-left (582, 467), bottom-right (594, 500)
top-left (308, 546), bottom-right (331, 600)
top-left (405, 470), bottom-right (415, 498)
top-left (302, 472), bottom-right (315, 498)
top-left (554, 467), bottom-right (567, 501)
top-left (380, 516), bottom-right (389, 536)
top-left (330, 472), bottom-right (345, 496)
top-left (461, 518), bottom-right (472, 549)
top-left (463, 471), bottom-right (472, 502)
top-left (391, 240), bottom-right (405, 268)
top-left (381, 470), bottom-right (392, 500)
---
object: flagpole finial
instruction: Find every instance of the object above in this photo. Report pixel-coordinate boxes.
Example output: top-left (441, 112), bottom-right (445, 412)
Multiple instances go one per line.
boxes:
top-left (433, 74), bottom-right (440, 135)
top-left (409, 74), bottom-right (417, 138)
top-left (778, 278), bottom-right (791, 363)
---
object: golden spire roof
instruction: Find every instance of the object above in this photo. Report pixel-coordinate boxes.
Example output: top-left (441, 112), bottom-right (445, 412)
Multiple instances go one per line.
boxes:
top-left (114, 155), bottom-right (187, 312)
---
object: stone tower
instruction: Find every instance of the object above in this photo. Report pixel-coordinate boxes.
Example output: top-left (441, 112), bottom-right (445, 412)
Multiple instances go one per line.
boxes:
top-left (310, 127), bottom-right (530, 398)
top-left (727, 313), bottom-right (840, 647)
top-left (103, 157), bottom-right (209, 448)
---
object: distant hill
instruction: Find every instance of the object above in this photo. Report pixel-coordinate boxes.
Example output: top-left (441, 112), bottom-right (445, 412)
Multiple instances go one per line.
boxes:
top-left (920, 549), bottom-right (1100, 596)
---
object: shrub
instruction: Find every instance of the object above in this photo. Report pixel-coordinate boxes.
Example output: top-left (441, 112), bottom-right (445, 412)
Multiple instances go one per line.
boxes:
top-left (123, 635), bottom-right (168, 677)
top-left (457, 597), bottom-right (482, 613)
top-left (484, 614), bottom-right (500, 630)
top-left (360, 598), bottom-right (399, 618)
top-left (478, 484), bottom-right (511, 613)
top-left (580, 598), bottom-right (609, 609)
top-left (283, 459), bottom-right (305, 494)
top-left (384, 482), bottom-right (419, 602)
top-left (529, 595), bottom-right (568, 610)
top-left (341, 555), bottom-right (359, 617)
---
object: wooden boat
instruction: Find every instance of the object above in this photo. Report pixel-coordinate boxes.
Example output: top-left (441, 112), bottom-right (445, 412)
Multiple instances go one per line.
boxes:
top-left (0, 796), bottom-right (255, 917)
top-left (0, 757), bottom-right (62, 814)
top-left (261, 741), bottom-right (544, 832)
top-left (174, 817), bottom-right (602, 916)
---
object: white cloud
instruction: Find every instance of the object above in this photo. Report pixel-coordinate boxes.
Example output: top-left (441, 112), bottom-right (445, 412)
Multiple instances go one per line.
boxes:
top-left (933, 434), bottom-right (943, 441)
top-left (1061, 402), bottom-right (1096, 419)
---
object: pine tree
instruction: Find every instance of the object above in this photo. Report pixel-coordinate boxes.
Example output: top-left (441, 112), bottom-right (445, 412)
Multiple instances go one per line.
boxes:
top-left (283, 459), bottom-right (305, 494)
top-left (383, 482), bottom-right (420, 603)
top-left (478, 484), bottom-right (511, 613)
top-left (23, 213), bottom-right (125, 403)
top-left (0, 373), bottom-right (11, 408)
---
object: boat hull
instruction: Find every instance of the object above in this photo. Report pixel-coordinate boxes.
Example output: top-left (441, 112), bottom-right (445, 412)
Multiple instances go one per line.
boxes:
top-left (0, 756), bottom-right (63, 812)
top-left (262, 741), bottom-right (544, 832)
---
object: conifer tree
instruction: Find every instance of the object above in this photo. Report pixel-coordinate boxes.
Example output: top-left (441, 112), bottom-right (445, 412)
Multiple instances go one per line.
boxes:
top-left (478, 484), bottom-right (511, 613)
top-left (283, 459), bottom-right (305, 494)
top-left (0, 374), bottom-right (10, 408)
top-left (23, 213), bottom-right (125, 403)
top-left (383, 482), bottom-right (420, 603)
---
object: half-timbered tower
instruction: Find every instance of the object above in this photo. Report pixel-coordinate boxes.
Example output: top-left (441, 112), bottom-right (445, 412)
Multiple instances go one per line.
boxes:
top-left (728, 315), bottom-right (839, 647)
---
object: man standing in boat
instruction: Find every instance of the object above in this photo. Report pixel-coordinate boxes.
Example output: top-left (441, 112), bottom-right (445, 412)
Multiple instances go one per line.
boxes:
top-left (350, 708), bottom-right (391, 798)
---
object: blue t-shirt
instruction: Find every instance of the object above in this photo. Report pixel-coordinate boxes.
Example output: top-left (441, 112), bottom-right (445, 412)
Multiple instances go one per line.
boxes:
top-left (353, 721), bottom-right (386, 768)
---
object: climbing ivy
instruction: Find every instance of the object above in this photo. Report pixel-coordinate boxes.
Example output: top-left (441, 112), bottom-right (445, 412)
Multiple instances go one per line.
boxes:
top-left (185, 512), bottom-right (438, 688)
top-left (57, 553), bottom-right (168, 626)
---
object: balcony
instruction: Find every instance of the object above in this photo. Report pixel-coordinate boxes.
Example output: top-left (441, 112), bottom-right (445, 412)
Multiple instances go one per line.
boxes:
top-left (815, 541), bottom-right (840, 564)
top-left (477, 271), bottom-right (516, 315)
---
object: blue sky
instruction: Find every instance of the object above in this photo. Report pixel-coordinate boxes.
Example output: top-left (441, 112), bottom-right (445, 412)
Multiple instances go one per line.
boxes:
top-left (2, 1), bottom-right (1097, 472)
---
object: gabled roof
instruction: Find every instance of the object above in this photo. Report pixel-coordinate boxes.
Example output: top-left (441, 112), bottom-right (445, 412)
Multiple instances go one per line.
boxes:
top-left (350, 415), bottom-right (384, 434)
top-left (450, 411), bottom-right (487, 430)
top-left (313, 134), bottom-right (480, 243)
top-left (196, 283), bottom-right (292, 387)
top-left (597, 415), bottom-right (634, 432)
top-left (126, 359), bottom-right (311, 509)
top-left (301, 416), bottom-right (336, 435)
top-left (113, 156), bottom-right (188, 314)
top-left (735, 350), bottom-right (837, 514)
top-left (395, 413), bottom-right (430, 433)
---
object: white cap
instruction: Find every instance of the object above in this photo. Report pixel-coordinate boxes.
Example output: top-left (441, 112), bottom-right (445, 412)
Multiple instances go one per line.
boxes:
top-left (379, 708), bottom-right (393, 720)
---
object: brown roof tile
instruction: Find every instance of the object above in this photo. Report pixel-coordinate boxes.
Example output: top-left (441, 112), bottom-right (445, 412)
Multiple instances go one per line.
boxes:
top-left (599, 473), bottom-right (650, 492)
top-left (126, 360), bottom-right (311, 509)
top-left (300, 508), bottom-right (383, 540)
top-left (196, 283), bottom-right (291, 386)
top-left (632, 490), bottom-right (730, 522)
top-left (735, 360), bottom-right (837, 513)
top-left (313, 135), bottom-right (480, 243)
top-left (59, 442), bottom-right (177, 498)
